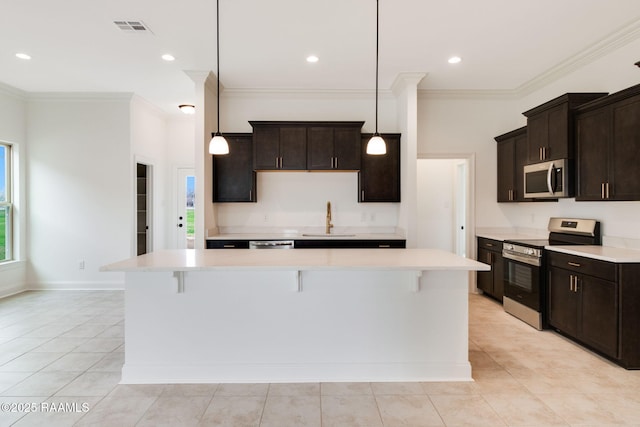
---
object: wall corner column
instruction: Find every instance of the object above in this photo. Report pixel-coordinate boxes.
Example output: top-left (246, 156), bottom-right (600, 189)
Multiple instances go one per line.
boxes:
top-left (185, 70), bottom-right (218, 249)
top-left (392, 72), bottom-right (426, 248)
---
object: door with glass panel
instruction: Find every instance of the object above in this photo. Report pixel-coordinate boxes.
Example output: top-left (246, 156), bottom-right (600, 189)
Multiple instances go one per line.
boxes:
top-left (0, 143), bottom-right (12, 262)
top-left (176, 168), bottom-right (195, 249)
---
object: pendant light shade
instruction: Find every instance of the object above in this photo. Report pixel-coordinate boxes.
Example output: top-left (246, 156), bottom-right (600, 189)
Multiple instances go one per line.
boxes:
top-left (366, 134), bottom-right (386, 155)
top-left (366, 0), bottom-right (386, 155)
top-left (209, 132), bottom-right (229, 155)
top-left (209, 0), bottom-right (229, 155)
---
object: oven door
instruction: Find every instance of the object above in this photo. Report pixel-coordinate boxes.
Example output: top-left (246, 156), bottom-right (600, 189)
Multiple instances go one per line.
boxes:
top-left (503, 256), bottom-right (541, 311)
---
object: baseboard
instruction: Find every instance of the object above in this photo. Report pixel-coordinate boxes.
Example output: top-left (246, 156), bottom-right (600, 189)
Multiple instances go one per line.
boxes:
top-left (26, 281), bottom-right (125, 291)
top-left (0, 284), bottom-right (28, 299)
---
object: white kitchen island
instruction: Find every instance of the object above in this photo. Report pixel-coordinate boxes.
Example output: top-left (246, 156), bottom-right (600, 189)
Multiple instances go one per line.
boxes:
top-left (102, 248), bottom-right (489, 384)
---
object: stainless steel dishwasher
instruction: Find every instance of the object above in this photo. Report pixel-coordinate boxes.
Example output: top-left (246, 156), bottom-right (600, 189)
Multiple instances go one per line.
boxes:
top-left (249, 240), bottom-right (294, 249)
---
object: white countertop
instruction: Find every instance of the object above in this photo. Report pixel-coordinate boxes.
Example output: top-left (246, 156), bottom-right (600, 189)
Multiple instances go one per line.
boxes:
top-left (545, 245), bottom-right (640, 263)
top-left (206, 233), bottom-right (406, 241)
top-left (101, 248), bottom-right (490, 272)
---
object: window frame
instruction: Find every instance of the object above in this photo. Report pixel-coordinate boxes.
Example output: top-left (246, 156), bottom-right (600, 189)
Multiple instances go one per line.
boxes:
top-left (0, 142), bottom-right (12, 263)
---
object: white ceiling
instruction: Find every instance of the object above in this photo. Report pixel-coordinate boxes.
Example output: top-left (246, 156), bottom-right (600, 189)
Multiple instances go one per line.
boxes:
top-left (2, 0), bottom-right (640, 114)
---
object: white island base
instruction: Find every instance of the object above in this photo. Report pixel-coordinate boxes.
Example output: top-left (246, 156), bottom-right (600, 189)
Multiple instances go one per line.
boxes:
top-left (104, 249), bottom-right (488, 384)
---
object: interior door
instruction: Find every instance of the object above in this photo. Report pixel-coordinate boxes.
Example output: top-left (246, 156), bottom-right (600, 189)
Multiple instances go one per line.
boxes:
top-left (176, 168), bottom-right (195, 249)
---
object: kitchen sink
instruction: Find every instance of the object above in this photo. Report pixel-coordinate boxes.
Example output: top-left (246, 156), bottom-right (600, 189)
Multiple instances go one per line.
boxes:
top-left (301, 233), bottom-right (356, 237)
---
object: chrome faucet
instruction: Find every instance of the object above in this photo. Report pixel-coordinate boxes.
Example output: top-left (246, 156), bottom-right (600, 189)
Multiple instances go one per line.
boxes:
top-left (326, 201), bottom-right (334, 234)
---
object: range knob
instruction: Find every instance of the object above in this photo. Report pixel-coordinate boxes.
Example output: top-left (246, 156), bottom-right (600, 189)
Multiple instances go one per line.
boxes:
top-left (526, 248), bottom-right (535, 255)
top-left (504, 244), bottom-right (513, 251)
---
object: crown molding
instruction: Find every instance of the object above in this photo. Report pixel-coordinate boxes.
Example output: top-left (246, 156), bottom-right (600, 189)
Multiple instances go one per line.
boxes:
top-left (417, 89), bottom-right (519, 101)
top-left (0, 82), bottom-right (27, 99)
top-left (515, 17), bottom-right (640, 97)
top-left (223, 87), bottom-right (395, 100)
top-left (27, 92), bottom-right (134, 103)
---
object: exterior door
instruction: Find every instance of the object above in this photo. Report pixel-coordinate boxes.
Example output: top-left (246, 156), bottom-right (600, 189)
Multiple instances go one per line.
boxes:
top-left (176, 168), bottom-right (195, 249)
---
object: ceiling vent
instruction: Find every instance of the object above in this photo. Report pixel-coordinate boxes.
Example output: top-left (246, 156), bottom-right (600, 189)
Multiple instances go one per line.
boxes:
top-left (114, 20), bottom-right (153, 33)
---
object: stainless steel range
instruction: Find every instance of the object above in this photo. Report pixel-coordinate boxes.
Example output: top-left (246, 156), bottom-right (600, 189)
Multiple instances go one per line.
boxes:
top-left (502, 218), bottom-right (601, 330)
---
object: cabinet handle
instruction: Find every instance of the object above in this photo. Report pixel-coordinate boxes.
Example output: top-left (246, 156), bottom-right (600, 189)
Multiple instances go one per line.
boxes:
top-left (569, 275), bottom-right (574, 292)
top-left (223, 244), bottom-right (235, 248)
top-left (487, 253), bottom-right (492, 263)
top-left (249, 190), bottom-right (252, 200)
top-left (378, 244), bottom-right (391, 248)
top-left (361, 190), bottom-right (365, 200)
top-left (567, 262), bottom-right (581, 267)
top-left (601, 182), bottom-right (605, 199)
top-left (334, 157), bottom-right (338, 169)
top-left (539, 147), bottom-right (542, 161)
top-left (280, 157), bottom-right (283, 168)
top-left (486, 243), bottom-right (494, 247)
top-left (275, 157), bottom-right (279, 169)
top-left (606, 182), bottom-right (610, 199)
top-left (574, 277), bottom-right (580, 292)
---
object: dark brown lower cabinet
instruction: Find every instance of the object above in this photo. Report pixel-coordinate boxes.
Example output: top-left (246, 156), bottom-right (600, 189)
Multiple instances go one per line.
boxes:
top-left (548, 251), bottom-right (640, 368)
top-left (476, 238), bottom-right (504, 302)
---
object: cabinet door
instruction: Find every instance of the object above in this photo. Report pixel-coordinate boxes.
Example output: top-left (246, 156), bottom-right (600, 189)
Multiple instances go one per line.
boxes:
top-left (279, 127), bottom-right (307, 170)
top-left (213, 134), bottom-right (256, 202)
top-left (476, 248), bottom-right (493, 295)
top-left (492, 251), bottom-right (504, 301)
top-left (253, 126), bottom-right (280, 170)
top-left (334, 127), bottom-right (361, 170)
top-left (497, 139), bottom-right (515, 202)
top-left (579, 275), bottom-right (619, 358)
top-left (546, 103), bottom-right (570, 160)
top-left (359, 134), bottom-right (400, 202)
top-left (575, 107), bottom-right (610, 200)
top-left (527, 114), bottom-right (547, 163)
top-left (307, 127), bottom-right (334, 170)
top-left (548, 266), bottom-right (579, 337)
top-left (610, 96), bottom-right (640, 200)
top-left (513, 131), bottom-right (529, 201)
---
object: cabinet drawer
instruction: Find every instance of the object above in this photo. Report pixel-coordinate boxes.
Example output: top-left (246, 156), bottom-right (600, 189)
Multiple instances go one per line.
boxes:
top-left (206, 240), bottom-right (250, 249)
top-left (477, 237), bottom-right (502, 252)
top-left (548, 251), bottom-right (616, 281)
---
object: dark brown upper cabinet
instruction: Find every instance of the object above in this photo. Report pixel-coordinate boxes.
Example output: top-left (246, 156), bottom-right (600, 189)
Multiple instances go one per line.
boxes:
top-left (495, 127), bottom-right (529, 202)
top-left (523, 93), bottom-right (607, 163)
top-left (358, 133), bottom-right (400, 202)
top-left (307, 122), bottom-right (363, 170)
top-left (212, 133), bottom-right (256, 202)
top-left (251, 122), bottom-right (307, 170)
top-left (575, 84), bottom-right (640, 201)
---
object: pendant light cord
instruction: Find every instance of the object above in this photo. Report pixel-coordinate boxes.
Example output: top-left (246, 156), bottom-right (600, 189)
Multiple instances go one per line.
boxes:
top-left (216, 0), bottom-right (221, 136)
top-left (374, 0), bottom-right (379, 135)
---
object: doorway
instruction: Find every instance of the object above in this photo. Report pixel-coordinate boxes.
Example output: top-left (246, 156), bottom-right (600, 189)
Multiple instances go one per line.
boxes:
top-left (416, 157), bottom-right (472, 257)
top-left (136, 163), bottom-right (152, 255)
top-left (176, 168), bottom-right (195, 249)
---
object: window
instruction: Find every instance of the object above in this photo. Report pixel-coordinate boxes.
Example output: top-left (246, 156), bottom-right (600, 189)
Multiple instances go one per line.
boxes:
top-left (0, 143), bottom-right (12, 262)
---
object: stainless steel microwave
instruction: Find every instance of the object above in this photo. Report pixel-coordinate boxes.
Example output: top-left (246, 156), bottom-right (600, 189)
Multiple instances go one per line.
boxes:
top-left (523, 159), bottom-right (573, 199)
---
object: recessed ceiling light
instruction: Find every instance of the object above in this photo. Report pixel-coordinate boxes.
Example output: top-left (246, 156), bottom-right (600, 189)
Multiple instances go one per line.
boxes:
top-left (306, 55), bottom-right (319, 63)
top-left (448, 56), bottom-right (462, 64)
top-left (16, 53), bottom-right (31, 60)
top-left (162, 54), bottom-right (175, 62)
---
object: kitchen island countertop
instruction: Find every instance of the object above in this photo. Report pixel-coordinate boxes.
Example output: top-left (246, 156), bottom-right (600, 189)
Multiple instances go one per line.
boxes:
top-left (102, 248), bottom-right (489, 273)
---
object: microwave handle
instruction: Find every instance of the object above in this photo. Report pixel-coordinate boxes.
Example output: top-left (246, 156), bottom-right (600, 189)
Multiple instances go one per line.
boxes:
top-left (547, 161), bottom-right (555, 195)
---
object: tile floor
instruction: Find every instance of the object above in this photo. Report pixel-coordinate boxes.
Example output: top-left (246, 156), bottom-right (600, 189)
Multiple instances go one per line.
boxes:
top-left (0, 290), bottom-right (639, 426)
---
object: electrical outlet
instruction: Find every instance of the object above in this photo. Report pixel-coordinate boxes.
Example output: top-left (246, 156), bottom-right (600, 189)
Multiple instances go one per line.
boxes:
top-left (79, 260), bottom-right (85, 270)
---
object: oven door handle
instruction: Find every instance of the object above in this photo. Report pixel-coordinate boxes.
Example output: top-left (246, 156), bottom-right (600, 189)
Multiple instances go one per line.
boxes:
top-left (502, 251), bottom-right (541, 267)
top-left (546, 161), bottom-right (556, 195)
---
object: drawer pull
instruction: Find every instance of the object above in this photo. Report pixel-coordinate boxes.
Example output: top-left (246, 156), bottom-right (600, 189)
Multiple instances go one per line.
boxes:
top-left (223, 244), bottom-right (235, 248)
top-left (378, 244), bottom-right (391, 248)
top-left (486, 243), bottom-right (494, 247)
top-left (567, 262), bottom-right (581, 267)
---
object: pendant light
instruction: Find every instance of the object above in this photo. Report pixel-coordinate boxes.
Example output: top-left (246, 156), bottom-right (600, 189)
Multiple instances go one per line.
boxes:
top-left (366, 0), bottom-right (386, 155)
top-left (209, 0), bottom-right (229, 155)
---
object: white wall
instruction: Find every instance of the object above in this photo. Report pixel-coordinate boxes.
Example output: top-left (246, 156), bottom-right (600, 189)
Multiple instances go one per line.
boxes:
top-left (217, 172), bottom-right (398, 232)
top-left (130, 96), bottom-right (169, 251)
top-left (419, 37), bottom-right (640, 241)
top-left (417, 159), bottom-right (455, 251)
top-left (26, 95), bottom-right (132, 289)
top-left (0, 84), bottom-right (27, 296)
